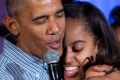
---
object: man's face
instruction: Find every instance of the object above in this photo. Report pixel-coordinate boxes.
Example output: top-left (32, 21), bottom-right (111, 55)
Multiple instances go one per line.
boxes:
top-left (13, 0), bottom-right (65, 58)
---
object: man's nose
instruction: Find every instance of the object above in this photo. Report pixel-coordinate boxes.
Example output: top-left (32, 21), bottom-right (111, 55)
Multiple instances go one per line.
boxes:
top-left (47, 17), bottom-right (59, 35)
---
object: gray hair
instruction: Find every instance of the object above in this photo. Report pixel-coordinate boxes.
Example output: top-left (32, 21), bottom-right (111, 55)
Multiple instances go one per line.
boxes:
top-left (6, 0), bottom-right (25, 17)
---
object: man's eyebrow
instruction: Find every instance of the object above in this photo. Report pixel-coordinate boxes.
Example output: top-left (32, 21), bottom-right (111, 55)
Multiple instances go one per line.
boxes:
top-left (32, 15), bottom-right (48, 21)
top-left (31, 8), bottom-right (64, 21)
top-left (56, 8), bottom-right (64, 14)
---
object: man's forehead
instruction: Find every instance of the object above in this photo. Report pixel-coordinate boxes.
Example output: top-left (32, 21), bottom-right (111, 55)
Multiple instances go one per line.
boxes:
top-left (30, 0), bottom-right (56, 4)
top-left (41, 0), bottom-right (55, 3)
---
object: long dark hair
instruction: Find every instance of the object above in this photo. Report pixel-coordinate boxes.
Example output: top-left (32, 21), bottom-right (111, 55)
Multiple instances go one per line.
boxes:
top-left (63, 1), bottom-right (120, 69)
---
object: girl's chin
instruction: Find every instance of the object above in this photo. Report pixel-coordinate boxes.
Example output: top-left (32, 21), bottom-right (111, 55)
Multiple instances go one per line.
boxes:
top-left (64, 74), bottom-right (81, 80)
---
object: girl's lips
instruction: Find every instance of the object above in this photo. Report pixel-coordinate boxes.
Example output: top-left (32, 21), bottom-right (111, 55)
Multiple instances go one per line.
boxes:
top-left (64, 66), bottom-right (79, 77)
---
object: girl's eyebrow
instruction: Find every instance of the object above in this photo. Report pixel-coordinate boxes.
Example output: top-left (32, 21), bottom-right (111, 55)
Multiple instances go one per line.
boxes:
top-left (72, 40), bottom-right (86, 45)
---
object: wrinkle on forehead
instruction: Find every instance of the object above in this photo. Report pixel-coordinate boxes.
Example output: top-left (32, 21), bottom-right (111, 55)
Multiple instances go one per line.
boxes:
top-left (41, 0), bottom-right (55, 4)
top-left (22, 0), bottom-right (56, 10)
top-left (31, 0), bottom-right (55, 5)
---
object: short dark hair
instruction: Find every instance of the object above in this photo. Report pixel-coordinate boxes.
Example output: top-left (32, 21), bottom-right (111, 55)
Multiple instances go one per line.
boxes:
top-left (5, 0), bottom-right (25, 17)
top-left (64, 1), bottom-right (120, 69)
top-left (109, 6), bottom-right (120, 29)
top-left (6, 0), bottom-right (65, 17)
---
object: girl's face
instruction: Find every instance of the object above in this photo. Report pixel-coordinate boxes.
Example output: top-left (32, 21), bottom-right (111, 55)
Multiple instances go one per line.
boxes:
top-left (64, 18), bottom-right (99, 80)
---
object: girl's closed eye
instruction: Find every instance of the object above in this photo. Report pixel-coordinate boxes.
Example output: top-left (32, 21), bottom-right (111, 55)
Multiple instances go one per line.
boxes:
top-left (72, 48), bottom-right (83, 52)
top-left (72, 44), bottom-right (84, 52)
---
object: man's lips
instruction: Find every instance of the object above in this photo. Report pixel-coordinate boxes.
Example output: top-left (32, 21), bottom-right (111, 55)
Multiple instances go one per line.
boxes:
top-left (48, 38), bottom-right (62, 49)
top-left (64, 66), bottom-right (79, 77)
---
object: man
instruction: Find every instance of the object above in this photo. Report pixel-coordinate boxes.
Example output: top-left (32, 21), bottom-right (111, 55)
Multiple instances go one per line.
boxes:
top-left (0, 0), bottom-right (65, 80)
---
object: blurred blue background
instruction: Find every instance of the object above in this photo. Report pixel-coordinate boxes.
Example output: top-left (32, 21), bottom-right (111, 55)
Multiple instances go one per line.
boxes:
top-left (75, 0), bottom-right (120, 21)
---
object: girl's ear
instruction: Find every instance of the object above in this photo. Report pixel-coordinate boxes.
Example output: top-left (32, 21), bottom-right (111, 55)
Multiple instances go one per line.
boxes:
top-left (3, 16), bottom-right (19, 36)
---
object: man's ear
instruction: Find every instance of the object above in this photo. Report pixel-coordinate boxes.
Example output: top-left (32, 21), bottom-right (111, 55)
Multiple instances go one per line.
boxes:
top-left (3, 16), bottom-right (19, 36)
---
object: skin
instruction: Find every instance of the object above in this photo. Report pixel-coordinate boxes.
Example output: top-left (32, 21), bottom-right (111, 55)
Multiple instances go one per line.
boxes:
top-left (3, 0), bottom-right (65, 58)
top-left (64, 18), bottom-right (99, 80)
top-left (85, 65), bottom-right (120, 80)
top-left (86, 65), bottom-right (112, 78)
